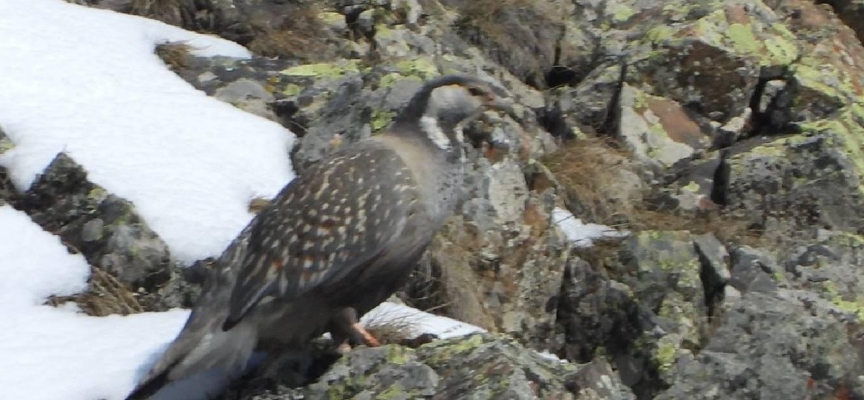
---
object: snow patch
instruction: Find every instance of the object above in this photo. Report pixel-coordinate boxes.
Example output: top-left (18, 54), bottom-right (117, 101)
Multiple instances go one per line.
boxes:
top-left (361, 301), bottom-right (487, 340)
top-left (0, 0), bottom-right (295, 264)
top-left (553, 207), bottom-right (629, 247)
top-left (0, 205), bottom-right (190, 400)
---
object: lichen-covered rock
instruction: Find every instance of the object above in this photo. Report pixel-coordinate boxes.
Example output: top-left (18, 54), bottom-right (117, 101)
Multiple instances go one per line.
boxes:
top-left (656, 290), bottom-right (864, 400)
top-left (11, 153), bottom-right (190, 310)
top-left (558, 230), bottom-right (732, 397)
top-left (239, 333), bottom-right (634, 400)
top-left (557, 253), bottom-right (666, 397)
top-left (724, 132), bottom-right (864, 241)
top-left (618, 84), bottom-right (711, 168)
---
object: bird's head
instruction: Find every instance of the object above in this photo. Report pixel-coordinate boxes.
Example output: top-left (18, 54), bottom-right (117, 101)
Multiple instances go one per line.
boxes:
top-left (392, 74), bottom-right (512, 151)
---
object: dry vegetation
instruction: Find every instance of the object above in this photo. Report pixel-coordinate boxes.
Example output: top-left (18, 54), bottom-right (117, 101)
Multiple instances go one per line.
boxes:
top-left (246, 3), bottom-right (335, 62)
top-left (360, 310), bottom-right (422, 346)
top-left (155, 41), bottom-right (194, 71)
top-left (47, 265), bottom-right (143, 316)
top-left (543, 136), bottom-right (764, 246)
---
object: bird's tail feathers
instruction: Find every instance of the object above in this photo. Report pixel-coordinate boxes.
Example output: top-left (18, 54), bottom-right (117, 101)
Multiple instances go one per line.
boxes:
top-left (126, 323), bottom-right (257, 400)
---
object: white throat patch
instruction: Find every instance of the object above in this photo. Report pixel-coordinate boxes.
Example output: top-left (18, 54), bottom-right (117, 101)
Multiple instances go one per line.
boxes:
top-left (420, 115), bottom-right (451, 150)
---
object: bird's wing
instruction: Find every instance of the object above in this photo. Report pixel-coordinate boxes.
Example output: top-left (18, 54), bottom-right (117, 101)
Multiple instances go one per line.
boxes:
top-left (224, 145), bottom-right (419, 328)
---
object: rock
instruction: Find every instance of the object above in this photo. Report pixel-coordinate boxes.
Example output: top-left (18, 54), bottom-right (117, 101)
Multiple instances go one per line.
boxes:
top-left (649, 151), bottom-right (725, 213)
top-left (235, 333), bottom-right (634, 400)
top-left (557, 253), bottom-right (663, 396)
top-left (693, 233), bottom-right (731, 306)
top-left (618, 84), bottom-right (711, 168)
top-left (447, 0), bottom-right (574, 89)
top-left (542, 63), bottom-right (624, 138)
top-left (657, 290), bottom-right (864, 400)
top-left (567, 358), bottom-right (636, 400)
top-left (724, 132), bottom-right (864, 241)
top-left (728, 245), bottom-right (780, 294)
top-left (12, 152), bottom-right (190, 310)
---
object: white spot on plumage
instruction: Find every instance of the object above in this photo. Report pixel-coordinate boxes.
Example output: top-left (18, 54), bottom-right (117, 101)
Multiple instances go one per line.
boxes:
top-left (420, 115), bottom-right (450, 150)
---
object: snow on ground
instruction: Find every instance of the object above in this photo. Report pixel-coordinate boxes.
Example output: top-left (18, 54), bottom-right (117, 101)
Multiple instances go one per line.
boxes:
top-left (553, 207), bottom-right (629, 247)
top-left (0, 205), bottom-right (191, 400)
top-left (0, 0), bottom-right (296, 264)
top-left (360, 302), bottom-right (487, 339)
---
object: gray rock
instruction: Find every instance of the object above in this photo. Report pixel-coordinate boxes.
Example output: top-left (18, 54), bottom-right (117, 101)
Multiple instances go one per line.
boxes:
top-left (657, 290), bottom-right (864, 400)
top-left (567, 358), bottom-right (636, 400)
top-left (728, 246), bottom-right (779, 295)
top-left (13, 153), bottom-right (190, 310)
top-left (237, 333), bottom-right (631, 400)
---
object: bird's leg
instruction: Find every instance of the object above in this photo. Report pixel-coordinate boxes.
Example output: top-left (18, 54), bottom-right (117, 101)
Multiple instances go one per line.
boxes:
top-left (331, 307), bottom-right (381, 350)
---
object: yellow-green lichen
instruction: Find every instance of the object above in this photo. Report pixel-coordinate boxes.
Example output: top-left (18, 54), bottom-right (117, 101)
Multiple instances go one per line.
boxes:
top-left (825, 231), bottom-right (864, 249)
top-left (610, 5), bottom-right (637, 23)
top-left (645, 25), bottom-right (677, 45)
top-left (386, 345), bottom-right (412, 365)
top-left (799, 103), bottom-right (864, 194)
top-left (88, 187), bottom-right (108, 202)
top-left (377, 385), bottom-right (407, 400)
top-left (725, 23), bottom-right (760, 54)
top-left (371, 109), bottom-right (395, 132)
top-left (834, 299), bottom-right (864, 321)
top-left (379, 72), bottom-right (423, 88)
top-left (421, 333), bottom-right (485, 364)
top-left (375, 23), bottom-right (393, 40)
top-left (681, 181), bottom-right (701, 194)
top-left (655, 339), bottom-right (678, 374)
top-left (318, 11), bottom-right (344, 25)
top-left (281, 83), bottom-right (303, 97)
top-left (793, 64), bottom-right (846, 103)
top-left (395, 58), bottom-right (439, 80)
top-left (822, 281), bottom-right (864, 321)
top-left (747, 142), bottom-right (786, 157)
top-left (763, 25), bottom-right (799, 64)
top-left (281, 60), bottom-right (360, 78)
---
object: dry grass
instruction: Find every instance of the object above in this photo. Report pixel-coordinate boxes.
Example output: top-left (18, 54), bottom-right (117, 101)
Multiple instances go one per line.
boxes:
top-left (47, 265), bottom-right (143, 316)
top-left (543, 135), bottom-right (638, 223)
top-left (155, 41), bottom-right (194, 71)
top-left (247, 197), bottom-right (272, 214)
top-left (361, 312), bottom-right (420, 346)
top-left (544, 136), bottom-right (765, 247)
top-left (246, 4), bottom-right (335, 61)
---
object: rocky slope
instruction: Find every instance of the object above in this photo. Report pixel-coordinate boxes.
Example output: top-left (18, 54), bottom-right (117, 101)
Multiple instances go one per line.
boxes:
top-left (9, 0), bottom-right (863, 398)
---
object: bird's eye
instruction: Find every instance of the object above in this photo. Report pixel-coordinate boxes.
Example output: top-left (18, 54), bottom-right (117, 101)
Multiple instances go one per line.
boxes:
top-left (467, 86), bottom-right (485, 97)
